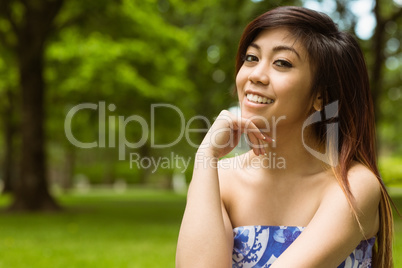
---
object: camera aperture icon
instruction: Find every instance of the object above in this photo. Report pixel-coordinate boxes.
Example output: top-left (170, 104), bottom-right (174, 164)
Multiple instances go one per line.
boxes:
top-left (302, 101), bottom-right (339, 167)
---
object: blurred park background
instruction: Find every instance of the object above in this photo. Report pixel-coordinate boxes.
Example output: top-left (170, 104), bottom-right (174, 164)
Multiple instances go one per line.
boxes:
top-left (0, 0), bottom-right (401, 267)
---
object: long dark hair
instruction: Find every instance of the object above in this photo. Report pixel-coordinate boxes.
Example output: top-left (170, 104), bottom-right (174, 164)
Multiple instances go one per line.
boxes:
top-left (236, 6), bottom-right (394, 267)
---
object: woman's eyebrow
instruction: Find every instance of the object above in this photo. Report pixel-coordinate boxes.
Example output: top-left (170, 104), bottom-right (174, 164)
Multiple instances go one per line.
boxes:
top-left (248, 42), bottom-right (301, 60)
top-left (273, 45), bottom-right (301, 59)
top-left (249, 42), bottom-right (261, 50)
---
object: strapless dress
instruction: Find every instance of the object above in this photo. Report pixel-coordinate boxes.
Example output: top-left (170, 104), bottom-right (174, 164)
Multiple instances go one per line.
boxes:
top-left (232, 225), bottom-right (375, 268)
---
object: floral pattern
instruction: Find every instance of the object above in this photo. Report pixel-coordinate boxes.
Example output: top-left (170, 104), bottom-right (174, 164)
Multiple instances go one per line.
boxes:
top-left (232, 226), bottom-right (375, 268)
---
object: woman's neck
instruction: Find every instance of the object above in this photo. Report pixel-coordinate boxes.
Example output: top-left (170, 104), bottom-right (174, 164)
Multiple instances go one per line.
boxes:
top-left (254, 125), bottom-right (327, 177)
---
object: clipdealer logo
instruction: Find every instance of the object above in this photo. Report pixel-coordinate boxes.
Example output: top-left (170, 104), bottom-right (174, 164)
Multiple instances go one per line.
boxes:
top-left (64, 101), bottom-right (340, 172)
top-left (64, 102), bottom-right (205, 161)
top-left (302, 101), bottom-right (339, 167)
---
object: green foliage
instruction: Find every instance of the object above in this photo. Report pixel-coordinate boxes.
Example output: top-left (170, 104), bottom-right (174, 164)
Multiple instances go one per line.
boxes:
top-left (0, 0), bottom-right (401, 187)
top-left (378, 27), bottom-right (402, 154)
top-left (379, 156), bottom-right (402, 185)
top-left (43, 0), bottom-right (200, 183)
top-left (44, 0), bottom-right (304, 185)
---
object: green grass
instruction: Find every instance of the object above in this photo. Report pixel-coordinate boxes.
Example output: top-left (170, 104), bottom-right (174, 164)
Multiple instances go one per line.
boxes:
top-left (390, 187), bottom-right (402, 266)
top-left (0, 189), bottom-right (186, 268)
top-left (0, 188), bottom-right (400, 268)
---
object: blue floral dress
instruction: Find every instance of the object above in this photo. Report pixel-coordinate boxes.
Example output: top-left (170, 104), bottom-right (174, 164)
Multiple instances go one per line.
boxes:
top-left (232, 226), bottom-right (375, 268)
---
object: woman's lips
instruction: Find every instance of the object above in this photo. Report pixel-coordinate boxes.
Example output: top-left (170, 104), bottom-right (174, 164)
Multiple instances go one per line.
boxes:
top-left (246, 93), bottom-right (274, 104)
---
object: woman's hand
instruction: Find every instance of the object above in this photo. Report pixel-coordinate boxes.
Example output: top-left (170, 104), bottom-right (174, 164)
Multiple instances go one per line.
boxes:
top-left (176, 110), bottom-right (274, 267)
top-left (198, 110), bottom-right (272, 158)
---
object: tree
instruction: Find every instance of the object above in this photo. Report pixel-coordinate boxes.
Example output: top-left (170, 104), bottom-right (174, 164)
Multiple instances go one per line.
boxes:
top-left (0, 88), bottom-right (18, 193)
top-left (371, 0), bottom-right (402, 123)
top-left (0, 0), bottom-right (63, 210)
top-left (0, 42), bottom-right (19, 194)
top-left (371, 0), bottom-right (402, 154)
top-left (0, 0), bottom-right (201, 204)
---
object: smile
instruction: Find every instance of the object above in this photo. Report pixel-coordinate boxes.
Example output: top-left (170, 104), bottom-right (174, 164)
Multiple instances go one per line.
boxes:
top-left (246, 93), bottom-right (274, 104)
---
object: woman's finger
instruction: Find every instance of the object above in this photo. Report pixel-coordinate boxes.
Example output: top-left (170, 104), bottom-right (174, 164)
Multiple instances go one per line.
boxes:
top-left (246, 132), bottom-right (265, 156)
top-left (234, 117), bottom-right (272, 142)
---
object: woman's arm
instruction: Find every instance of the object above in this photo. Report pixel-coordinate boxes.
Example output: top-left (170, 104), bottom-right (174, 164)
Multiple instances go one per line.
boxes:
top-left (176, 110), bottom-right (269, 268)
top-left (175, 153), bottom-right (232, 267)
top-left (270, 165), bottom-right (381, 268)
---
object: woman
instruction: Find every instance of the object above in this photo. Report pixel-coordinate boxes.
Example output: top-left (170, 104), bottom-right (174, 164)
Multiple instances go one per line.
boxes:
top-left (176, 6), bottom-right (394, 268)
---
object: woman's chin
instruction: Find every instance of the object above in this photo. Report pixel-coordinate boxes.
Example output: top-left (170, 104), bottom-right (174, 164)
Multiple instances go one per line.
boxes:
top-left (240, 111), bottom-right (271, 131)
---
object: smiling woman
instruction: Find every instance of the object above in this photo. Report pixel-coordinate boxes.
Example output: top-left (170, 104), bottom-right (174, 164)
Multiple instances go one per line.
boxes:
top-left (176, 6), bottom-right (394, 268)
top-left (236, 28), bottom-right (313, 130)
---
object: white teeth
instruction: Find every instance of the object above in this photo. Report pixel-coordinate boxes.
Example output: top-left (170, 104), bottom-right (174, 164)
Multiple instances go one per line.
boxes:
top-left (246, 93), bottom-right (274, 104)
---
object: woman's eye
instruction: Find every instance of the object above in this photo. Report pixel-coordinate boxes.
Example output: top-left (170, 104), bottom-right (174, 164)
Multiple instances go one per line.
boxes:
top-left (244, 54), bottom-right (259, 62)
top-left (274, 59), bottom-right (293, 68)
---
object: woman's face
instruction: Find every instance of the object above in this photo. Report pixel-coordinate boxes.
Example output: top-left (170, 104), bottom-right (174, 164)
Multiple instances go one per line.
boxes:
top-left (236, 28), bottom-right (314, 130)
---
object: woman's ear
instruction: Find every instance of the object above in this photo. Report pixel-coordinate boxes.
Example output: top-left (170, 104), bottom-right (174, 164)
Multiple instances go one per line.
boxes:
top-left (313, 94), bottom-right (322, 111)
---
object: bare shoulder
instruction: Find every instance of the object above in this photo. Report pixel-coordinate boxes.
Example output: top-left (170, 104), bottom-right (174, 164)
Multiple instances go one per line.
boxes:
top-left (345, 162), bottom-right (382, 204)
top-left (218, 155), bottom-right (240, 185)
top-left (273, 163), bottom-right (383, 266)
top-left (217, 154), bottom-right (246, 203)
top-left (217, 153), bottom-right (250, 179)
top-left (321, 162), bottom-right (381, 237)
top-left (324, 162), bottom-right (381, 202)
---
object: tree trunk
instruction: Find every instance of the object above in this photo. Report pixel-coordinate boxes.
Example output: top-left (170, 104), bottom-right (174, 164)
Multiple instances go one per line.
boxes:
top-left (9, 45), bottom-right (59, 211)
top-left (2, 89), bottom-right (17, 194)
top-left (371, 0), bottom-right (402, 152)
top-left (8, 0), bottom-right (63, 211)
top-left (371, 0), bottom-right (386, 125)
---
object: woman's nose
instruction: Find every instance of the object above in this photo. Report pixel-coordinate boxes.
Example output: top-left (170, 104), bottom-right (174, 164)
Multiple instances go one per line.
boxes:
top-left (248, 64), bottom-right (269, 85)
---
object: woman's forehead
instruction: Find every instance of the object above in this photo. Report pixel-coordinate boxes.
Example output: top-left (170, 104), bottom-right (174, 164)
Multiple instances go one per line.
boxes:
top-left (250, 28), bottom-right (309, 59)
